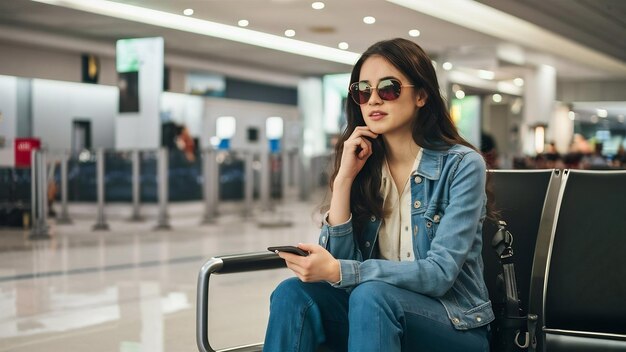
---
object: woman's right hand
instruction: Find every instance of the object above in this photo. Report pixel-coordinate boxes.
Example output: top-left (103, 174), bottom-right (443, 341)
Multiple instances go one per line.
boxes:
top-left (336, 126), bottom-right (379, 182)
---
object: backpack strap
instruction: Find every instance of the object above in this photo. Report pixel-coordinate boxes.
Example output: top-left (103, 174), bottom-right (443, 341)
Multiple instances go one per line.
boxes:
top-left (492, 220), bottom-right (514, 261)
top-left (491, 220), bottom-right (537, 350)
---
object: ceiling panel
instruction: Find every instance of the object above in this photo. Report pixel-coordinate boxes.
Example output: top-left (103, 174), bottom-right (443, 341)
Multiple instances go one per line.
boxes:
top-left (0, 0), bottom-right (623, 80)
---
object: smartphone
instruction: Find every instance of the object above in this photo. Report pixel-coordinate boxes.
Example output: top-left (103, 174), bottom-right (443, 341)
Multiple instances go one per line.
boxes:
top-left (268, 246), bottom-right (309, 256)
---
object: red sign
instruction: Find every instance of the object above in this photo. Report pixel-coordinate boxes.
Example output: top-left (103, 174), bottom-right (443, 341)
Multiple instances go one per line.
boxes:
top-left (14, 138), bottom-right (41, 168)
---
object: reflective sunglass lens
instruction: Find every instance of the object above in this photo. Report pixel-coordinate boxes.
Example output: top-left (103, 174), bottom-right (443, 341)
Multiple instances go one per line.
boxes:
top-left (349, 79), bottom-right (403, 104)
top-left (377, 79), bottom-right (401, 101)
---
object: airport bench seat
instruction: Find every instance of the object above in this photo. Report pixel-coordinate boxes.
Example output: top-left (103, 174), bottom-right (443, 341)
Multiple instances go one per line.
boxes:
top-left (528, 170), bottom-right (626, 352)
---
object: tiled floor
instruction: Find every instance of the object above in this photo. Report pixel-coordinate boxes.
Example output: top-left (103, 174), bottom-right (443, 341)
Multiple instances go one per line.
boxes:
top-left (0, 192), bottom-right (326, 351)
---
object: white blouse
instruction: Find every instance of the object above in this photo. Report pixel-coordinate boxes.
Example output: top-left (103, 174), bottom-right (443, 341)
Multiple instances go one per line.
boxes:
top-left (378, 149), bottom-right (423, 261)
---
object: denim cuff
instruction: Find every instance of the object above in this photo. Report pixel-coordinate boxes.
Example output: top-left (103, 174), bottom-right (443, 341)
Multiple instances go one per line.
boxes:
top-left (327, 261), bottom-right (343, 286)
top-left (332, 259), bottom-right (359, 288)
top-left (322, 211), bottom-right (353, 237)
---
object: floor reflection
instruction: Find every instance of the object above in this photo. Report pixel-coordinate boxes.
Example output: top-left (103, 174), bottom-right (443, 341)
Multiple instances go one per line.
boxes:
top-left (0, 199), bottom-right (320, 352)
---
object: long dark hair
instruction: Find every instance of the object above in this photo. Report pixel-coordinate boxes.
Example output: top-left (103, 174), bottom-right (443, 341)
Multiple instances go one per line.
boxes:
top-left (329, 38), bottom-right (497, 234)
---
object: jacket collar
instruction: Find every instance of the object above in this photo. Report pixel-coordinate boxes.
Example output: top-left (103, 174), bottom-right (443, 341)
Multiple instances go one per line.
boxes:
top-left (415, 146), bottom-right (446, 180)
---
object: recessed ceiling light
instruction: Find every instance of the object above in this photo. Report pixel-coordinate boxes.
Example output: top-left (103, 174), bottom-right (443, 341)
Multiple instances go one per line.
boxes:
top-left (455, 90), bottom-right (465, 99)
top-left (284, 29), bottom-right (296, 37)
top-left (238, 19), bottom-right (249, 27)
top-left (597, 109), bottom-right (608, 118)
top-left (338, 42), bottom-right (349, 50)
top-left (513, 77), bottom-right (524, 86)
top-left (591, 115), bottom-right (598, 123)
top-left (492, 94), bottom-right (502, 103)
top-left (618, 114), bottom-right (625, 123)
top-left (363, 16), bottom-right (376, 24)
top-left (442, 62), bottom-right (453, 70)
top-left (183, 8), bottom-right (194, 16)
top-left (312, 2), bottom-right (325, 10)
top-left (408, 29), bottom-right (420, 37)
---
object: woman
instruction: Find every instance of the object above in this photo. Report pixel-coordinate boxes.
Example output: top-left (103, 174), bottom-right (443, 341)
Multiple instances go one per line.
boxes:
top-left (264, 38), bottom-right (494, 352)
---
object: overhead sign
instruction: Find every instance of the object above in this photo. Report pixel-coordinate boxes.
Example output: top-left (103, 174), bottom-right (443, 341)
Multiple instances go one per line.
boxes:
top-left (116, 38), bottom-right (142, 73)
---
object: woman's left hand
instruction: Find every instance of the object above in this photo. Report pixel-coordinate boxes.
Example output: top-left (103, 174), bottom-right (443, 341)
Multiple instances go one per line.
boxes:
top-left (277, 243), bottom-right (340, 283)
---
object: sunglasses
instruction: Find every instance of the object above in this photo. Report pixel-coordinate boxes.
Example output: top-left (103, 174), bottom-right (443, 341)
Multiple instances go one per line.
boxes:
top-left (349, 78), bottom-right (414, 105)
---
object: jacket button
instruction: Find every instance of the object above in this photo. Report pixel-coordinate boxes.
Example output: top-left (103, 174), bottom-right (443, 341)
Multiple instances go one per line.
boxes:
top-left (426, 221), bottom-right (432, 228)
top-left (413, 200), bottom-right (421, 209)
top-left (452, 318), bottom-right (460, 324)
top-left (414, 176), bottom-right (422, 184)
top-left (365, 241), bottom-right (371, 247)
top-left (370, 216), bottom-right (376, 222)
top-left (433, 214), bottom-right (441, 223)
top-left (476, 316), bottom-right (482, 322)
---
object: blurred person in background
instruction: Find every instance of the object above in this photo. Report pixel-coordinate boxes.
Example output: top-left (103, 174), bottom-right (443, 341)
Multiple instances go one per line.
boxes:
top-left (612, 144), bottom-right (626, 169)
top-left (481, 132), bottom-right (499, 169)
top-left (563, 134), bottom-right (590, 169)
top-left (583, 142), bottom-right (609, 169)
top-left (543, 141), bottom-right (564, 169)
top-left (176, 125), bottom-right (196, 162)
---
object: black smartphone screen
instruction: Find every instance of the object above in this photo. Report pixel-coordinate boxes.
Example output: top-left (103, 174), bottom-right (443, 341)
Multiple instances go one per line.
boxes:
top-left (268, 246), bottom-right (309, 256)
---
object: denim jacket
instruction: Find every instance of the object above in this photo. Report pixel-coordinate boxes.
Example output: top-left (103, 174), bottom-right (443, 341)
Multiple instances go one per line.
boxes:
top-left (319, 144), bottom-right (494, 330)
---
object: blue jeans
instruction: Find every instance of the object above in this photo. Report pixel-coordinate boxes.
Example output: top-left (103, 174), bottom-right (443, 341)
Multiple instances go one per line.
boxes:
top-left (264, 278), bottom-right (489, 352)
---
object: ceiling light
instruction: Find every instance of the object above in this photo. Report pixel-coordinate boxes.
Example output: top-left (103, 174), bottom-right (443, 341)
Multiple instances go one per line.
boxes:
top-left (338, 42), bottom-right (349, 50)
top-left (513, 77), bottom-right (524, 86)
top-left (238, 19), bottom-right (249, 27)
top-left (442, 62), bottom-right (453, 70)
top-left (408, 29), bottom-right (420, 37)
top-left (568, 111), bottom-right (575, 120)
top-left (284, 29), bottom-right (296, 37)
top-left (597, 109), bottom-right (608, 118)
top-left (492, 94), bottom-right (502, 103)
top-left (591, 115), bottom-right (598, 123)
top-left (455, 90), bottom-right (465, 99)
top-left (183, 8), bottom-right (194, 16)
top-left (363, 16), bottom-right (376, 24)
top-left (30, 0), bottom-right (360, 65)
top-left (478, 70), bottom-right (495, 80)
top-left (618, 114), bottom-right (625, 123)
top-left (312, 2), bottom-right (325, 10)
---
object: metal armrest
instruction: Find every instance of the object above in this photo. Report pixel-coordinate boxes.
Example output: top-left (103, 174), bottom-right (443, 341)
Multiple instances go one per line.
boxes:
top-left (196, 251), bottom-right (286, 352)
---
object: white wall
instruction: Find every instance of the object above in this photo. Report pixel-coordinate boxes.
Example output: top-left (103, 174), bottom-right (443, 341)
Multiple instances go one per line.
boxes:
top-left (0, 41), bottom-right (118, 87)
top-left (32, 79), bottom-right (117, 151)
top-left (0, 75), bottom-right (17, 166)
top-left (202, 97), bottom-right (299, 152)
